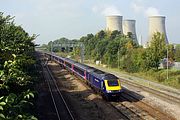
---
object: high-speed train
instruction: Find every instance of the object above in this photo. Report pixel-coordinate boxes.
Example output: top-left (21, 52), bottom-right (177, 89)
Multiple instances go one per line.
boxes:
top-left (45, 53), bottom-right (123, 99)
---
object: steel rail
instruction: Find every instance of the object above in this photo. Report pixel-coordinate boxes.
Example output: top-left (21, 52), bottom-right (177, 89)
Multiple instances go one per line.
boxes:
top-left (46, 64), bottom-right (75, 120)
top-left (43, 66), bottom-right (61, 120)
top-left (121, 80), bottom-right (180, 104)
top-left (121, 91), bottom-right (176, 120)
top-left (57, 66), bottom-right (142, 120)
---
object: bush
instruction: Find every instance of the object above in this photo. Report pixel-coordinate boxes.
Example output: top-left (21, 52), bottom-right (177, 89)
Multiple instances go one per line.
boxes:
top-left (177, 76), bottom-right (180, 84)
top-left (169, 70), bottom-right (180, 76)
top-left (154, 71), bottom-right (166, 82)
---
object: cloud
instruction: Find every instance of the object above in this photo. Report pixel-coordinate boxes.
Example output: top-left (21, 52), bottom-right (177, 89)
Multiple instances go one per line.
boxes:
top-left (131, 0), bottom-right (160, 16)
top-left (131, 2), bottom-right (144, 13)
top-left (101, 5), bottom-right (121, 16)
top-left (92, 5), bottom-right (122, 16)
top-left (131, 0), bottom-right (145, 13)
top-left (145, 7), bottom-right (160, 16)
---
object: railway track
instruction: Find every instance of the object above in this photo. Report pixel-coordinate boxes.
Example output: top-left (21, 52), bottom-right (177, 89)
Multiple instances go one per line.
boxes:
top-left (68, 67), bottom-right (176, 120)
top-left (86, 64), bottom-right (180, 105)
top-left (110, 101), bottom-right (144, 120)
top-left (56, 67), bottom-right (145, 120)
top-left (121, 79), bottom-right (180, 105)
top-left (121, 90), bottom-right (176, 120)
top-left (43, 56), bottom-right (176, 120)
top-left (42, 62), bottom-right (75, 120)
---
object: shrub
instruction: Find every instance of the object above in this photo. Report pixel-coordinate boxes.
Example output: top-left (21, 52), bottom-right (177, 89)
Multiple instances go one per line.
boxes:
top-left (177, 76), bottom-right (180, 84)
top-left (154, 71), bottom-right (166, 82)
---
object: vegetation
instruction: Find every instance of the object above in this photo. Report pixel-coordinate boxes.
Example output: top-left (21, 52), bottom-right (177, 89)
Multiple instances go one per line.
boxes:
top-left (175, 44), bottom-right (180, 62)
top-left (42, 28), bottom-right (179, 89)
top-left (147, 32), bottom-right (167, 70)
top-left (0, 12), bottom-right (37, 119)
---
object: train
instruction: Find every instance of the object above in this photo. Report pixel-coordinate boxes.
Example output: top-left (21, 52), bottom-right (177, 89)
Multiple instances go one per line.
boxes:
top-left (44, 53), bottom-right (123, 100)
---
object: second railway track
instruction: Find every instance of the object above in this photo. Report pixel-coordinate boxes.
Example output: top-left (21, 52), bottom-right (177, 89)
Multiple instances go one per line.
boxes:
top-left (42, 62), bottom-right (75, 120)
top-left (120, 91), bottom-right (176, 120)
top-left (121, 80), bottom-right (180, 105)
top-left (87, 64), bottom-right (180, 105)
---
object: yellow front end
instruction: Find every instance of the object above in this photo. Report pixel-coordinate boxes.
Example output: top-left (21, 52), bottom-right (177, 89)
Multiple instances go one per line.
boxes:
top-left (104, 79), bottom-right (122, 91)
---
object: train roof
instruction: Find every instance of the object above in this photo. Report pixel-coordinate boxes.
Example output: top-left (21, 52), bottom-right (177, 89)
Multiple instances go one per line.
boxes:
top-left (103, 73), bottom-right (119, 80)
top-left (93, 69), bottom-right (106, 74)
top-left (90, 69), bottom-right (118, 80)
top-left (46, 53), bottom-right (119, 80)
top-left (64, 58), bottom-right (77, 64)
top-left (73, 62), bottom-right (96, 72)
top-left (54, 55), bottom-right (65, 61)
top-left (74, 62), bottom-right (91, 70)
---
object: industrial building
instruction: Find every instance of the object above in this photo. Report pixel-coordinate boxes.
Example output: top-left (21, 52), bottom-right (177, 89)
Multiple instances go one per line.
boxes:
top-left (105, 15), bottom-right (169, 46)
top-left (148, 16), bottom-right (169, 44)
top-left (106, 16), bottom-right (123, 33)
top-left (123, 19), bottom-right (138, 44)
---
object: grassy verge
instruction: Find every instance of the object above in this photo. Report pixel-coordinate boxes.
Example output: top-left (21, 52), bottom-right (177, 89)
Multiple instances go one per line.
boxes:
top-left (54, 52), bottom-right (180, 89)
top-left (85, 62), bottom-right (180, 89)
top-left (132, 69), bottom-right (180, 89)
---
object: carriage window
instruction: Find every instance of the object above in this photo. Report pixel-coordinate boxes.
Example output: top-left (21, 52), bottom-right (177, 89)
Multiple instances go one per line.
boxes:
top-left (74, 67), bottom-right (84, 76)
top-left (66, 62), bottom-right (71, 68)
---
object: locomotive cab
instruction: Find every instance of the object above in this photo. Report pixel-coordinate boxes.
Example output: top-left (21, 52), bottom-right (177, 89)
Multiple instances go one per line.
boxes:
top-left (103, 74), bottom-right (122, 97)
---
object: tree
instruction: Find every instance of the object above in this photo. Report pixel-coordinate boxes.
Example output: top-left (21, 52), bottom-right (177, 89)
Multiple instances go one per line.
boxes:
top-left (109, 30), bottom-right (121, 40)
top-left (148, 32), bottom-right (166, 70)
top-left (0, 12), bottom-right (37, 119)
top-left (175, 44), bottom-right (180, 62)
top-left (94, 39), bottom-right (109, 61)
top-left (167, 44), bottom-right (175, 61)
top-left (96, 30), bottom-right (106, 40)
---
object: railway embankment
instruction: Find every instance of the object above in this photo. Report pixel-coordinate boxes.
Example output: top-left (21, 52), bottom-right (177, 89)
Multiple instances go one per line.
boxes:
top-left (86, 63), bottom-right (180, 98)
top-left (86, 63), bottom-right (180, 119)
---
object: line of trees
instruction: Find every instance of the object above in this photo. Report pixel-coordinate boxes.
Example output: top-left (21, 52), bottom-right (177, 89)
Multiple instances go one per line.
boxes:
top-left (42, 29), bottom-right (180, 87)
top-left (43, 29), bottom-right (180, 74)
top-left (0, 12), bottom-right (37, 119)
top-left (79, 30), bottom-right (175, 72)
top-left (175, 44), bottom-right (180, 62)
top-left (44, 30), bottom-right (178, 73)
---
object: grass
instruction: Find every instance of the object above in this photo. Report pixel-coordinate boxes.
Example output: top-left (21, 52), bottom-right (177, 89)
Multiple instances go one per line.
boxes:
top-left (86, 62), bottom-right (180, 89)
top-left (54, 53), bottom-right (180, 89)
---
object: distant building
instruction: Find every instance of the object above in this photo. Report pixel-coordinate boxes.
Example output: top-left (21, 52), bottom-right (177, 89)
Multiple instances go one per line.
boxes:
top-left (148, 16), bottom-right (169, 45)
top-left (106, 15), bottom-right (123, 33)
top-left (123, 19), bottom-right (138, 44)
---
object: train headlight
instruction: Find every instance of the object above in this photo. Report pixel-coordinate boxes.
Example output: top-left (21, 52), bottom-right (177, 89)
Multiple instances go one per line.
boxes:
top-left (106, 90), bottom-right (112, 93)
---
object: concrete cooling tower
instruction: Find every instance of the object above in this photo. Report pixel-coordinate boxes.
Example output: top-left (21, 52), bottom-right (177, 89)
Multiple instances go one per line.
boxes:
top-left (123, 20), bottom-right (138, 44)
top-left (106, 16), bottom-right (123, 33)
top-left (148, 16), bottom-right (169, 44)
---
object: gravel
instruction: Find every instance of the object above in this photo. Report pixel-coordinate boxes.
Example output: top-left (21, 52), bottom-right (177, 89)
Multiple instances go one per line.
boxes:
top-left (49, 62), bottom-right (126, 120)
top-left (123, 84), bottom-right (180, 120)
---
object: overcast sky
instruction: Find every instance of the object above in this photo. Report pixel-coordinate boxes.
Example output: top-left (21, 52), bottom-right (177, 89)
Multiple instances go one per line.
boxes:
top-left (1, 0), bottom-right (180, 45)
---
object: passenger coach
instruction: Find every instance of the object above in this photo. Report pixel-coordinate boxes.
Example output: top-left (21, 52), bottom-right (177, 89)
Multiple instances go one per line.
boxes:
top-left (45, 53), bottom-right (123, 99)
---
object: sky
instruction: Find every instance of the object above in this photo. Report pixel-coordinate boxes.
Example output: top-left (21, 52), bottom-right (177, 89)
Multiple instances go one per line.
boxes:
top-left (1, 0), bottom-right (180, 45)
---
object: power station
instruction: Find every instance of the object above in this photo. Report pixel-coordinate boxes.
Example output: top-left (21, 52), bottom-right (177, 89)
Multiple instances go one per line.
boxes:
top-left (123, 19), bottom-right (138, 44)
top-left (106, 16), bottom-right (123, 33)
top-left (148, 16), bottom-right (169, 44)
top-left (105, 15), bottom-right (169, 46)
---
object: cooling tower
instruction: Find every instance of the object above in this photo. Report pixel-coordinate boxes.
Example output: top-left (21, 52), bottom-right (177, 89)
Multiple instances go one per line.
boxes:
top-left (106, 16), bottom-right (123, 33)
top-left (148, 16), bottom-right (169, 44)
top-left (123, 20), bottom-right (138, 44)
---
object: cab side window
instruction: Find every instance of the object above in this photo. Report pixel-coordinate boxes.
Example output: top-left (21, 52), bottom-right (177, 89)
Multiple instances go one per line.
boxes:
top-left (101, 81), bottom-right (105, 90)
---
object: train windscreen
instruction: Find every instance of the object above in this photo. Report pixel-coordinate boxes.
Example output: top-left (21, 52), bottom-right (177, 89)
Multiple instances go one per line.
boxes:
top-left (107, 80), bottom-right (119, 86)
